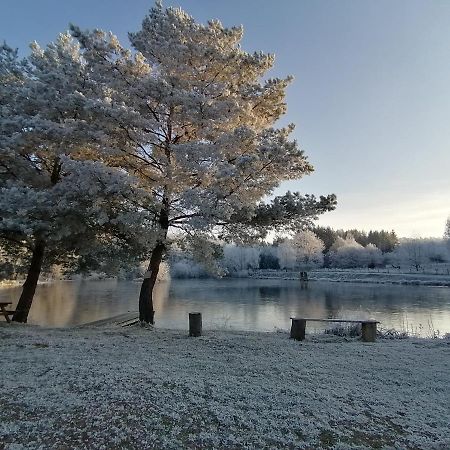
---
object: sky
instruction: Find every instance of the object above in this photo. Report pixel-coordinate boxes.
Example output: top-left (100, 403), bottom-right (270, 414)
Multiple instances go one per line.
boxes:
top-left (1, 0), bottom-right (449, 237)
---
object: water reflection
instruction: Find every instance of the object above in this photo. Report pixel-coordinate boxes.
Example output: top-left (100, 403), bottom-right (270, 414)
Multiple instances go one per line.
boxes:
top-left (1, 279), bottom-right (450, 336)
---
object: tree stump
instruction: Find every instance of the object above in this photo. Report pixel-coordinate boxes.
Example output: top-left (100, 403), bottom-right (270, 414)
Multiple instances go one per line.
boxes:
top-left (189, 312), bottom-right (202, 337)
top-left (290, 318), bottom-right (306, 341)
top-left (361, 321), bottom-right (377, 342)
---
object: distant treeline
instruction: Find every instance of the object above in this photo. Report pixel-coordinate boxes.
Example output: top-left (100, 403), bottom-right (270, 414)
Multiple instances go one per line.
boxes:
top-left (3, 226), bottom-right (448, 281)
top-left (310, 227), bottom-right (399, 253)
top-left (170, 228), bottom-right (450, 277)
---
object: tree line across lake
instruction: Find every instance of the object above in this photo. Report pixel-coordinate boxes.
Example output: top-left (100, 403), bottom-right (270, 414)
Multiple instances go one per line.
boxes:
top-left (170, 227), bottom-right (450, 277)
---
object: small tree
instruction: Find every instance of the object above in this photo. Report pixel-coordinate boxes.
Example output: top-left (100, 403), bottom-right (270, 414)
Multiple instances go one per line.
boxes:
top-left (277, 242), bottom-right (297, 270)
top-left (223, 244), bottom-right (259, 274)
top-left (72, 4), bottom-right (336, 323)
top-left (393, 239), bottom-right (424, 271)
top-left (364, 243), bottom-right (383, 268)
top-left (291, 230), bottom-right (325, 269)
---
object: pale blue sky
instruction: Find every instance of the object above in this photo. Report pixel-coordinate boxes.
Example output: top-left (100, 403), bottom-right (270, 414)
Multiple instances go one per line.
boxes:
top-left (2, 0), bottom-right (449, 237)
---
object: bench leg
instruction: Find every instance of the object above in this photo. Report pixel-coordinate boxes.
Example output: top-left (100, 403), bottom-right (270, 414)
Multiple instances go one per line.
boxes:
top-left (189, 312), bottom-right (202, 337)
top-left (0, 305), bottom-right (11, 323)
top-left (361, 322), bottom-right (377, 342)
top-left (290, 319), bottom-right (306, 341)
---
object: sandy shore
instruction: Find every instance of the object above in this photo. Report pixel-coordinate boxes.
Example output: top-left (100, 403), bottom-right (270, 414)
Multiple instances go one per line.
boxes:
top-left (1, 324), bottom-right (449, 449)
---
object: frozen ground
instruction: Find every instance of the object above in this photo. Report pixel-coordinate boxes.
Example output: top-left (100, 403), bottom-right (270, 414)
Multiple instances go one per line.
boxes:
top-left (1, 324), bottom-right (449, 449)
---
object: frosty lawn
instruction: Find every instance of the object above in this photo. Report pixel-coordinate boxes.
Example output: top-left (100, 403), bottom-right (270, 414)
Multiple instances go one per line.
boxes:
top-left (1, 325), bottom-right (449, 449)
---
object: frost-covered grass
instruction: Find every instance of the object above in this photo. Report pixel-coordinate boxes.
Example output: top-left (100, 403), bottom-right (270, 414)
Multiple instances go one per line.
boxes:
top-left (1, 324), bottom-right (449, 449)
top-left (323, 323), bottom-right (414, 340)
top-left (250, 268), bottom-right (450, 287)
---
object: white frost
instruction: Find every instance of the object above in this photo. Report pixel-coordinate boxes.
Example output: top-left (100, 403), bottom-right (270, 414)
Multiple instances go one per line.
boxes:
top-left (1, 324), bottom-right (449, 449)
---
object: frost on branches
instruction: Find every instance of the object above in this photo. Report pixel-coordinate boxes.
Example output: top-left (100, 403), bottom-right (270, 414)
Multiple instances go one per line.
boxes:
top-left (278, 230), bottom-right (325, 270)
top-left (0, 39), bottom-right (153, 322)
top-left (70, 3), bottom-right (336, 323)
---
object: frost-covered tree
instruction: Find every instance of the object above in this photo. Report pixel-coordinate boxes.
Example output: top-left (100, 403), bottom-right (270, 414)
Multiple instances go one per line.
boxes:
top-left (391, 238), bottom-right (449, 269)
top-left (259, 246), bottom-right (281, 270)
top-left (364, 243), bottom-right (383, 268)
top-left (291, 230), bottom-right (324, 268)
top-left (395, 238), bottom-right (424, 271)
top-left (277, 242), bottom-right (297, 270)
top-left (0, 38), bottom-right (152, 322)
top-left (444, 217), bottom-right (450, 240)
top-left (222, 244), bottom-right (259, 274)
top-left (312, 226), bottom-right (337, 253)
top-left (72, 3), bottom-right (336, 323)
top-left (329, 237), bottom-right (367, 268)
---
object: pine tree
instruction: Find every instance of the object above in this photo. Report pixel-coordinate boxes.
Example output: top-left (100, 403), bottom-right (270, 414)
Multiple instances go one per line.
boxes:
top-left (0, 38), bottom-right (151, 322)
top-left (72, 4), bottom-right (336, 323)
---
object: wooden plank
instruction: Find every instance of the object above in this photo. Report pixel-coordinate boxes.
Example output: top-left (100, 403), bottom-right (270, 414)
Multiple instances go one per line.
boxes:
top-left (75, 312), bottom-right (139, 328)
top-left (119, 318), bottom-right (140, 327)
top-left (0, 302), bottom-right (12, 306)
top-left (290, 318), bottom-right (379, 323)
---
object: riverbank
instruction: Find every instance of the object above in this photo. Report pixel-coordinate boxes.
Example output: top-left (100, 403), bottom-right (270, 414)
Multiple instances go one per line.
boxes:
top-left (249, 268), bottom-right (450, 287)
top-left (1, 324), bottom-right (449, 449)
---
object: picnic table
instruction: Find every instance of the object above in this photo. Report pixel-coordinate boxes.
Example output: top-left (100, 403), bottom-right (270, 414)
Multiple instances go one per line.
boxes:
top-left (0, 302), bottom-right (14, 323)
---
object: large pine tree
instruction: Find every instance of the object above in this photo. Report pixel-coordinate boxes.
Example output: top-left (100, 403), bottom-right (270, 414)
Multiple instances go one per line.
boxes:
top-left (72, 3), bottom-right (336, 323)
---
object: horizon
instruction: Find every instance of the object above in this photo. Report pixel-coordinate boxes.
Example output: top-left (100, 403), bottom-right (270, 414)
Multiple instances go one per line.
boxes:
top-left (1, 0), bottom-right (449, 238)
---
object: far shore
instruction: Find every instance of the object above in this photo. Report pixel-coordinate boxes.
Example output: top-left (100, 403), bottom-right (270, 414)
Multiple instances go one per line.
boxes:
top-left (249, 268), bottom-right (450, 287)
top-left (3, 267), bottom-right (450, 290)
top-left (1, 323), bottom-right (449, 449)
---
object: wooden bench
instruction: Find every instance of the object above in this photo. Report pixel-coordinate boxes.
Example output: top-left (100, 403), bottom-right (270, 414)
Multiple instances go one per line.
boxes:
top-left (290, 317), bottom-right (379, 342)
top-left (0, 302), bottom-right (14, 323)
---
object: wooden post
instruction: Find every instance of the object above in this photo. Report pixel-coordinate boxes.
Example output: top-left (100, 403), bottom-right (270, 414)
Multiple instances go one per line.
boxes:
top-left (189, 312), bottom-right (202, 337)
top-left (361, 321), bottom-right (377, 342)
top-left (290, 318), bottom-right (306, 341)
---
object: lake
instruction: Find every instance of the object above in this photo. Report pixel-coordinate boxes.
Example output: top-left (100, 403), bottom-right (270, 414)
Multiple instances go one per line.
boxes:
top-left (1, 278), bottom-right (450, 336)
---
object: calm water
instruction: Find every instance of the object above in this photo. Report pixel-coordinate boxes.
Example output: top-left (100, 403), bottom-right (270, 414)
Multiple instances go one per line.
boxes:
top-left (1, 279), bottom-right (450, 336)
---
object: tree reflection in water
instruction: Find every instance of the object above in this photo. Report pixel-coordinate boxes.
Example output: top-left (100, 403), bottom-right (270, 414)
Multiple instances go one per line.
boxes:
top-left (0, 278), bottom-right (449, 335)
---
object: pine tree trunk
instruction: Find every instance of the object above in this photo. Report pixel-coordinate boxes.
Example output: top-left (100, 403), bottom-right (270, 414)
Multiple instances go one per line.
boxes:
top-left (12, 239), bottom-right (46, 323)
top-left (139, 242), bottom-right (166, 324)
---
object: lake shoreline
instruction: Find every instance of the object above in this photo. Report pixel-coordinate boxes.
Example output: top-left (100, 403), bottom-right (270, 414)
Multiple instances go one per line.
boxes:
top-left (3, 269), bottom-right (450, 290)
top-left (1, 323), bottom-right (449, 449)
top-left (246, 268), bottom-right (450, 287)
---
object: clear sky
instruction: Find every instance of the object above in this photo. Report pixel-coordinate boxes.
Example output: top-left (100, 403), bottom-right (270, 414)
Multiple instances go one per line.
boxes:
top-left (2, 0), bottom-right (449, 237)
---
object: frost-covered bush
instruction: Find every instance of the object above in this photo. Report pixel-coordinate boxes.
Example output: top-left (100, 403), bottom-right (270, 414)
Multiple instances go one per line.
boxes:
top-left (328, 237), bottom-right (383, 269)
top-left (259, 247), bottom-right (280, 270)
top-left (390, 238), bottom-right (450, 270)
top-left (170, 260), bottom-right (208, 279)
top-left (222, 245), bottom-right (260, 274)
top-left (324, 323), bottom-right (361, 337)
top-left (277, 242), bottom-right (297, 270)
top-left (377, 328), bottom-right (409, 339)
top-left (364, 243), bottom-right (383, 268)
